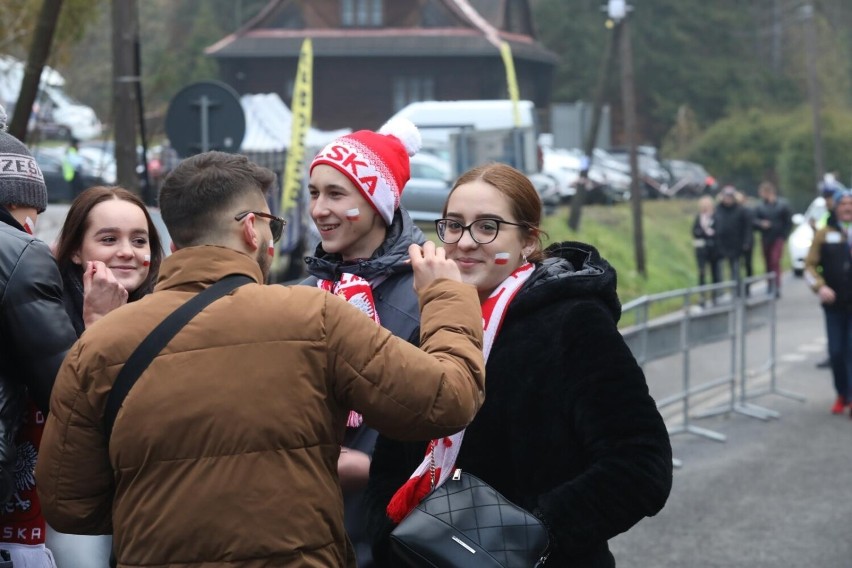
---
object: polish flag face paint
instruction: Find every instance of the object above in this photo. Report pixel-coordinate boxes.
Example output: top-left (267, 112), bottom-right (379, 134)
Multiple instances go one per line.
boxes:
top-left (23, 216), bottom-right (35, 235)
top-left (494, 252), bottom-right (511, 265)
top-left (345, 208), bottom-right (360, 221)
top-left (268, 239), bottom-right (275, 257)
top-left (142, 254), bottom-right (151, 267)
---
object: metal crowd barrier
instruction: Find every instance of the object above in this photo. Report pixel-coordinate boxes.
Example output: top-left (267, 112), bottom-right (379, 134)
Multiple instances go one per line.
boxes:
top-left (620, 273), bottom-right (805, 467)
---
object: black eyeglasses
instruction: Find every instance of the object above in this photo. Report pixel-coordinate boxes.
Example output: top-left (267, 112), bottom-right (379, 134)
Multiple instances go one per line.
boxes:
top-left (434, 218), bottom-right (525, 245)
top-left (234, 211), bottom-right (286, 243)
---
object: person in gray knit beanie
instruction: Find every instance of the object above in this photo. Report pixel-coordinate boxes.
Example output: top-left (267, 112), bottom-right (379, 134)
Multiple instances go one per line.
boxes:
top-left (0, 103), bottom-right (47, 215)
top-left (0, 102), bottom-right (78, 568)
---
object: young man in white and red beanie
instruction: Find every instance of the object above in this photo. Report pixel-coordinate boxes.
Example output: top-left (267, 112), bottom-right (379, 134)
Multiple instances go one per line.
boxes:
top-left (301, 118), bottom-right (425, 568)
top-left (0, 104), bottom-right (77, 568)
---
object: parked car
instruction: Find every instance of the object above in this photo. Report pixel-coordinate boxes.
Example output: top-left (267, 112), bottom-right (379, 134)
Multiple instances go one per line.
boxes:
top-left (604, 147), bottom-right (673, 199)
top-left (401, 152), bottom-right (560, 222)
top-left (32, 146), bottom-right (108, 204)
top-left (662, 159), bottom-right (717, 197)
top-left (0, 55), bottom-right (103, 141)
top-left (400, 152), bottom-right (453, 222)
top-left (528, 172), bottom-right (560, 213)
top-left (540, 147), bottom-right (584, 201)
top-left (788, 196), bottom-right (827, 277)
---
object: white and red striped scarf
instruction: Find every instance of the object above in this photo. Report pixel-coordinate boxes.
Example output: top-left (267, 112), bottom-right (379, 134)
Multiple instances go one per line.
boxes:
top-left (386, 261), bottom-right (535, 523)
top-left (318, 272), bottom-right (381, 427)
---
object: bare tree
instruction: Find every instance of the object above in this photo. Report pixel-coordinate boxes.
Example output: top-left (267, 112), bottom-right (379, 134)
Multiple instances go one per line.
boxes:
top-left (8, 0), bottom-right (64, 141)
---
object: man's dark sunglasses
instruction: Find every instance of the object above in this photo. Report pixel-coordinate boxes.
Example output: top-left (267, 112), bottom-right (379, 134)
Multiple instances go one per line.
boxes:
top-left (234, 211), bottom-right (286, 243)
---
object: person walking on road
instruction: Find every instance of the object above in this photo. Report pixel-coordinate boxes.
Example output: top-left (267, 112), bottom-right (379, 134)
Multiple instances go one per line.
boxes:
top-left (714, 185), bottom-right (751, 296)
top-left (302, 117), bottom-right (424, 568)
top-left (805, 188), bottom-right (852, 415)
top-left (364, 163), bottom-right (673, 567)
top-left (754, 181), bottom-right (792, 297)
top-left (35, 150), bottom-right (488, 568)
top-left (692, 195), bottom-right (720, 304)
top-left (62, 138), bottom-right (85, 198)
top-left (737, 190), bottom-right (757, 296)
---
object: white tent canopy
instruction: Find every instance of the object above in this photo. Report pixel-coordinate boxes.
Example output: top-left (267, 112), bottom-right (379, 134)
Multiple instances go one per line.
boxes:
top-left (239, 92), bottom-right (350, 152)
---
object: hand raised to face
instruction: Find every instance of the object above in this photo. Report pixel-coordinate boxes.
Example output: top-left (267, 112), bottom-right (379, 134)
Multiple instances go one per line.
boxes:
top-left (408, 241), bottom-right (462, 292)
top-left (81, 260), bottom-right (129, 328)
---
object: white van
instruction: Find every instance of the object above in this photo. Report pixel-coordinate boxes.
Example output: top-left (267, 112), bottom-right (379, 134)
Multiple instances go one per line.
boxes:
top-left (0, 55), bottom-right (102, 141)
top-left (388, 100), bottom-right (539, 176)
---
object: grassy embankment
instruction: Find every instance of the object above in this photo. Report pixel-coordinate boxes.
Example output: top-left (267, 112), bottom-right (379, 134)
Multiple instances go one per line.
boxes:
top-left (421, 199), bottom-right (781, 319)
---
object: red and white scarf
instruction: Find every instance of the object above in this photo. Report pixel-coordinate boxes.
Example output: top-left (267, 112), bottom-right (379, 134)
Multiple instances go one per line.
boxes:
top-left (318, 272), bottom-right (381, 427)
top-left (386, 262), bottom-right (535, 523)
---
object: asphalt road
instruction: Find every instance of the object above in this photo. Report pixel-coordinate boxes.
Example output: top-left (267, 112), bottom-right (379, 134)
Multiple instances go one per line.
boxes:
top-left (609, 272), bottom-right (850, 567)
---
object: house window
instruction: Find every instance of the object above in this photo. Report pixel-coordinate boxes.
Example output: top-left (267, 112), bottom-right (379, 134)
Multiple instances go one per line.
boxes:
top-left (392, 76), bottom-right (435, 112)
top-left (341, 0), bottom-right (383, 27)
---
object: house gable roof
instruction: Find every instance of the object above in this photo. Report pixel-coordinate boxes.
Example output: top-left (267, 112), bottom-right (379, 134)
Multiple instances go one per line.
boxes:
top-left (206, 0), bottom-right (557, 64)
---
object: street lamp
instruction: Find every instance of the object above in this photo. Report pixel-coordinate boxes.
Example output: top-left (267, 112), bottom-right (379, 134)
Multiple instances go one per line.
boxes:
top-left (607, 0), bottom-right (628, 22)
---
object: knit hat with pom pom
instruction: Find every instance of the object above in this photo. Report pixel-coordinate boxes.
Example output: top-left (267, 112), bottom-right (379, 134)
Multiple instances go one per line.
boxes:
top-left (310, 118), bottom-right (421, 225)
top-left (0, 103), bottom-right (47, 213)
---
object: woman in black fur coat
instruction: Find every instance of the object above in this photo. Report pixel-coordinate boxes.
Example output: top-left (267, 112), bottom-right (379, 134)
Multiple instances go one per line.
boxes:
top-left (364, 163), bottom-right (673, 567)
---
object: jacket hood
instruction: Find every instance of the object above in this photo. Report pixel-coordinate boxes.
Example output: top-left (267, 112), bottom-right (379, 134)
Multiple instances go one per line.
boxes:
top-left (304, 209), bottom-right (425, 281)
top-left (512, 241), bottom-right (621, 322)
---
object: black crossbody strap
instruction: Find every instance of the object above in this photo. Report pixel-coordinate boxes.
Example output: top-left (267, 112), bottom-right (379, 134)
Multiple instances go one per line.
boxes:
top-left (104, 274), bottom-right (253, 441)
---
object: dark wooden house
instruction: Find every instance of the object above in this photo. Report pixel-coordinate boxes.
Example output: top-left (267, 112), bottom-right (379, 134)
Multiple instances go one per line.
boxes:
top-left (206, 0), bottom-right (557, 131)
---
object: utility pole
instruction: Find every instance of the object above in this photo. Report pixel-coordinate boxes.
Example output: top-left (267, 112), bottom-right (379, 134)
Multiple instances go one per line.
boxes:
top-left (613, 1), bottom-right (646, 277)
top-left (771, 0), bottom-right (782, 73)
top-left (112, 0), bottom-right (140, 192)
top-left (568, 18), bottom-right (619, 231)
top-left (9, 0), bottom-right (64, 142)
top-left (802, 3), bottom-right (825, 190)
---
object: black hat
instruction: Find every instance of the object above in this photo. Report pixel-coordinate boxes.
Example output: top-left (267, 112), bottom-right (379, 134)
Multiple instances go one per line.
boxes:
top-left (0, 104), bottom-right (47, 213)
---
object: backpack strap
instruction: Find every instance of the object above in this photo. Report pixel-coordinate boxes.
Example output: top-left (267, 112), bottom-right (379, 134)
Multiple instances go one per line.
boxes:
top-left (103, 274), bottom-right (253, 441)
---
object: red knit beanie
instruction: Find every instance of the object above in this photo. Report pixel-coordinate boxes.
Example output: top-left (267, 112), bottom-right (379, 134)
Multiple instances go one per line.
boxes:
top-left (310, 118), bottom-right (421, 225)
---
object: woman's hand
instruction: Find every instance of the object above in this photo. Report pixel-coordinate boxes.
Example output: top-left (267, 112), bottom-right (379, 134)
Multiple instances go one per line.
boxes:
top-left (817, 284), bottom-right (836, 305)
top-left (338, 447), bottom-right (372, 494)
top-left (82, 260), bottom-right (129, 328)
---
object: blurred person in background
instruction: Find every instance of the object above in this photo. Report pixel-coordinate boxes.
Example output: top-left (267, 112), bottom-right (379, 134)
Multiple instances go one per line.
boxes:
top-left (713, 185), bottom-right (751, 297)
top-left (301, 118), bottom-right (423, 568)
top-left (692, 195), bottom-right (720, 305)
top-left (814, 181), bottom-right (837, 369)
top-left (805, 188), bottom-right (852, 416)
top-left (62, 138), bottom-right (85, 199)
top-left (753, 181), bottom-right (792, 298)
top-left (737, 190), bottom-right (756, 296)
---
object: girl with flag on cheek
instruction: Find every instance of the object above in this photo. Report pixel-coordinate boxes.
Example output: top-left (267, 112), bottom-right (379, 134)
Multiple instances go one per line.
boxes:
top-left (47, 185), bottom-right (164, 566)
top-left (365, 162), bottom-right (674, 568)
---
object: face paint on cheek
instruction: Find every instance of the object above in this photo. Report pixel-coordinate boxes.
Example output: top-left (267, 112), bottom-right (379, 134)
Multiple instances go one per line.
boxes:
top-left (23, 216), bottom-right (35, 235)
top-left (345, 208), bottom-right (360, 221)
top-left (494, 252), bottom-right (511, 265)
top-left (142, 254), bottom-right (151, 267)
top-left (268, 239), bottom-right (275, 257)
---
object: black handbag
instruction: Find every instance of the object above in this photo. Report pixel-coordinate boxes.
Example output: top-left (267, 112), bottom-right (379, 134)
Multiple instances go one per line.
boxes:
top-left (389, 468), bottom-right (550, 567)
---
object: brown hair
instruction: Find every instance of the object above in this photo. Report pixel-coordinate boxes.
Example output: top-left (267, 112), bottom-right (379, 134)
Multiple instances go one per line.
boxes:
top-left (55, 186), bottom-right (163, 301)
top-left (444, 162), bottom-right (549, 263)
top-left (158, 151), bottom-right (276, 247)
top-left (758, 180), bottom-right (777, 196)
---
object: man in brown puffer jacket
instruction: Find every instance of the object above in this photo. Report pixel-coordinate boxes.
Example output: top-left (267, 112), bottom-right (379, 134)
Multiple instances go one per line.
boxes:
top-left (35, 151), bottom-right (486, 568)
